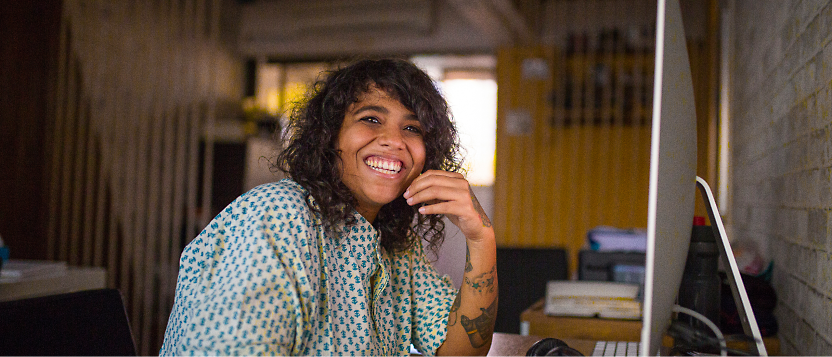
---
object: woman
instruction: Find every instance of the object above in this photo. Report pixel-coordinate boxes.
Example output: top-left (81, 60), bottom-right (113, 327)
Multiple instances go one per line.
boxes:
top-left (160, 58), bottom-right (497, 356)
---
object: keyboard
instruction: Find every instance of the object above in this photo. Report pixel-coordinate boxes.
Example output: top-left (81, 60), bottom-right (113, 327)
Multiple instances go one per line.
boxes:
top-left (592, 341), bottom-right (642, 356)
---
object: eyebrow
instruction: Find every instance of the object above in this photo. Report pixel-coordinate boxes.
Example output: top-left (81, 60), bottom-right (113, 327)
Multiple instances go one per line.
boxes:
top-left (352, 105), bottom-right (388, 115)
top-left (352, 105), bottom-right (419, 122)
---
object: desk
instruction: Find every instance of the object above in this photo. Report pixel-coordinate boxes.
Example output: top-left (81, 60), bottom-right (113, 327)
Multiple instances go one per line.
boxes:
top-left (410, 332), bottom-right (595, 357)
top-left (520, 299), bottom-right (781, 355)
top-left (521, 299), bottom-right (642, 341)
top-left (488, 333), bottom-right (596, 356)
top-left (0, 266), bottom-right (106, 302)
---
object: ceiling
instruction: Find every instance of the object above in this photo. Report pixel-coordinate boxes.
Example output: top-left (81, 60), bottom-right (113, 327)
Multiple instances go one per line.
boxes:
top-left (236, 0), bottom-right (541, 60)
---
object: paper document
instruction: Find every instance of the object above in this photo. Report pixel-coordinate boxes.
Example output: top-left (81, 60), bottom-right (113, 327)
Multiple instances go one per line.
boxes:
top-left (587, 226), bottom-right (647, 252)
top-left (545, 281), bottom-right (642, 320)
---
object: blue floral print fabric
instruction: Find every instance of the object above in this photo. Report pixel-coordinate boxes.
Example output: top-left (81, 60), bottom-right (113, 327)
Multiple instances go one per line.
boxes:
top-left (160, 179), bottom-right (457, 356)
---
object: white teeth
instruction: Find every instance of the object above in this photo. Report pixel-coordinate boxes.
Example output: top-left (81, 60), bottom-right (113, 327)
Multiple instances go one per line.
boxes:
top-left (365, 157), bottom-right (402, 174)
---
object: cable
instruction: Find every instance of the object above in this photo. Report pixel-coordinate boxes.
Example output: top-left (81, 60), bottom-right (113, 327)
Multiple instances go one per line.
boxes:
top-left (672, 305), bottom-right (727, 357)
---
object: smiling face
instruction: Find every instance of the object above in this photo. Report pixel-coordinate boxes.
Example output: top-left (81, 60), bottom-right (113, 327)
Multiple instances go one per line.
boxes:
top-left (336, 86), bottom-right (426, 223)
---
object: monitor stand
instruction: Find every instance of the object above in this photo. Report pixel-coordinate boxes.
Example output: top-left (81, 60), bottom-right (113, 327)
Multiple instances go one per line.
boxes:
top-left (695, 177), bottom-right (767, 356)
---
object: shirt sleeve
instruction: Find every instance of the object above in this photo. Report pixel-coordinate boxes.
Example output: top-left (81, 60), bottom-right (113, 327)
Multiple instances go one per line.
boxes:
top-left (408, 240), bottom-right (458, 356)
top-left (160, 185), bottom-right (316, 356)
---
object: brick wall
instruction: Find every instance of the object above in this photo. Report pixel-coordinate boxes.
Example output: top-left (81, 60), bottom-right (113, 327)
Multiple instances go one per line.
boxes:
top-left (730, 1), bottom-right (832, 354)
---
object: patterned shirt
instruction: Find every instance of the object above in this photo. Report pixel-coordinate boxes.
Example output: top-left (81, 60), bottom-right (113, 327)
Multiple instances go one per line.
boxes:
top-left (160, 179), bottom-right (457, 356)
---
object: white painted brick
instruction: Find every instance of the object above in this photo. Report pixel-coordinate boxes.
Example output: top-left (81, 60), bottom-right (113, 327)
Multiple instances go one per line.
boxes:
top-left (822, 43), bottom-right (832, 86)
top-left (794, 65), bottom-right (810, 101)
top-left (828, 212), bottom-right (832, 252)
top-left (797, 318), bottom-right (817, 351)
top-left (773, 237), bottom-right (788, 265)
top-left (824, 252), bottom-right (832, 296)
top-left (808, 131), bottom-right (825, 171)
top-left (732, 2), bottom-right (832, 354)
top-left (749, 206), bottom-right (771, 234)
top-left (813, 249), bottom-right (822, 287)
top-left (809, 90), bottom-right (823, 131)
top-left (809, 247), bottom-right (820, 284)
top-left (824, 130), bottom-right (832, 168)
top-left (787, 175), bottom-right (799, 210)
top-left (819, 168), bottom-right (831, 206)
top-left (792, 208), bottom-right (804, 243)
top-left (772, 84), bottom-right (795, 125)
top-left (776, 301), bottom-right (795, 334)
top-left (809, 208), bottom-right (826, 246)
top-left (782, 341), bottom-right (799, 357)
top-left (817, 335), bottom-right (832, 356)
top-left (773, 207), bottom-right (784, 240)
top-left (790, 278), bottom-right (802, 312)
top-left (824, 295), bottom-right (832, 338)
top-left (797, 209), bottom-right (810, 244)
top-left (813, 55), bottom-right (827, 96)
top-left (808, 289), bottom-right (825, 329)
top-left (777, 208), bottom-right (791, 241)
top-left (809, 169), bottom-right (822, 207)
top-left (800, 246), bottom-right (812, 282)
top-left (759, 233), bottom-right (775, 261)
top-left (797, 273), bottom-right (809, 313)
top-left (817, 85), bottom-right (832, 128)
top-left (783, 241), bottom-right (796, 276)
top-left (816, 250), bottom-right (830, 291)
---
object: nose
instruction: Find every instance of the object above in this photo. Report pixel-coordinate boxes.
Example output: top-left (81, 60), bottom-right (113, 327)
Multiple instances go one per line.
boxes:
top-left (378, 126), bottom-right (406, 150)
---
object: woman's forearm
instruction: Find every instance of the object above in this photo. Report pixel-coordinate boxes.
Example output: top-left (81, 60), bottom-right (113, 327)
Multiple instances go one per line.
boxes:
top-left (437, 232), bottom-right (498, 356)
top-left (403, 174), bottom-right (499, 355)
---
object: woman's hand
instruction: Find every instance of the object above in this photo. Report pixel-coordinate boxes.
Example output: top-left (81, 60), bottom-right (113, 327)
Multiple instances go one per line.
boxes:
top-left (405, 170), bottom-right (498, 355)
top-left (402, 170), bottom-right (493, 242)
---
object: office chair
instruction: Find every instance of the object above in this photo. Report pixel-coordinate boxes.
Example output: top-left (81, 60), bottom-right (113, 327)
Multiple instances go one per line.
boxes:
top-left (0, 288), bottom-right (137, 356)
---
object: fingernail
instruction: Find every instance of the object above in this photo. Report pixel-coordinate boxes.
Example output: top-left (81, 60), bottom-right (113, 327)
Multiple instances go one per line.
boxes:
top-left (418, 207), bottom-right (425, 214)
top-left (407, 197), bottom-right (413, 205)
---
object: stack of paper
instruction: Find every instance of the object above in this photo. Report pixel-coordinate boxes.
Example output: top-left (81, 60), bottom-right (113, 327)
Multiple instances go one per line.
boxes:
top-left (587, 226), bottom-right (647, 252)
top-left (544, 281), bottom-right (642, 320)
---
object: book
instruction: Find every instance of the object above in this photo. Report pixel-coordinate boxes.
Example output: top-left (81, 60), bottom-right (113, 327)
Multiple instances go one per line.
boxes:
top-left (544, 280), bottom-right (642, 320)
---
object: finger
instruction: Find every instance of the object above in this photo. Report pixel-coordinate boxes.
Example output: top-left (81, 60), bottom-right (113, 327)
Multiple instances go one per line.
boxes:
top-left (407, 171), bottom-right (465, 193)
top-left (405, 184), bottom-right (468, 207)
top-left (418, 200), bottom-right (485, 232)
top-left (419, 169), bottom-right (464, 178)
top-left (405, 171), bottom-right (467, 198)
top-left (412, 170), bottom-right (466, 185)
top-left (417, 199), bottom-right (471, 217)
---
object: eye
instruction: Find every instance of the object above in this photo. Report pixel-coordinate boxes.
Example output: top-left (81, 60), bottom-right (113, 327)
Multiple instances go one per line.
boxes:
top-left (404, 125), bottom-right (423, 135)
top-left (359, 116), bottom-right (380, 124)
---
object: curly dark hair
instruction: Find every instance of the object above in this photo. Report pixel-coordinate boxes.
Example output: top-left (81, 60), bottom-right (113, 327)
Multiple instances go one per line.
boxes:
top-left (275, 58), bottom-right (463, 254)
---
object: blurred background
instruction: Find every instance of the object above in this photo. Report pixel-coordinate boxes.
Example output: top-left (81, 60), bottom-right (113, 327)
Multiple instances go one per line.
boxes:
top-left (2, 0), bottom-right (734, 354)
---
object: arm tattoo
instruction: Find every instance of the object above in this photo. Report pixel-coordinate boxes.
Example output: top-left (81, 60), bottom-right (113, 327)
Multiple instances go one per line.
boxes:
top-left (448, 293), bottom-right (462, 327)
top-left (469, 186), bottom-right (492, 227)
top-left (465, 246), bottom-right (473, 272)
top-left (463, 265), bottom-right (496, 295)
top-left (459, 297), bottom-right (498, 348)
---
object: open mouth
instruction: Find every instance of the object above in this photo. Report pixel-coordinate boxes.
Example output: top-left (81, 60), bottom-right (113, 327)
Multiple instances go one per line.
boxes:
top-left (365, 156), bottom-right (403, 175)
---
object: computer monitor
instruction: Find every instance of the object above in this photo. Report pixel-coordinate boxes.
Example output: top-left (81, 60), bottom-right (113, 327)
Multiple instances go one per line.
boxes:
top-left (640, 0), bottom-right (701, 354)
top-left (642, 1), bottom-right (766, 356)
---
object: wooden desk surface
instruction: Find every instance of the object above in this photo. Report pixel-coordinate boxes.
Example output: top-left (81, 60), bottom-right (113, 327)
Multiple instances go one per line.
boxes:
top-left (521, 299), bottom-right (642, 342)
top-left (488, 333), bottom-right (597, 356)
top-left (519, 299), bottom-right (781, 355)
